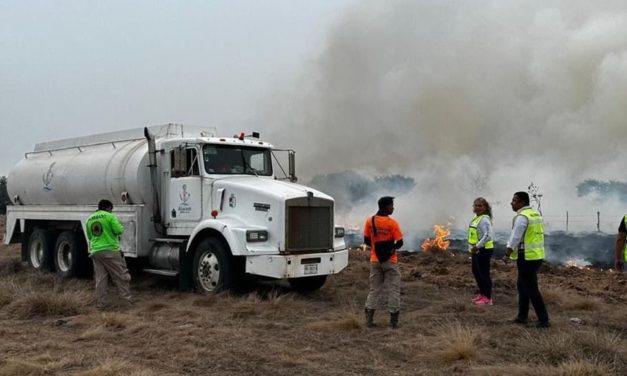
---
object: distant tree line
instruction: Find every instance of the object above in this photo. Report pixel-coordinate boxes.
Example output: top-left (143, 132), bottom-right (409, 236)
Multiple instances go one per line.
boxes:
top-left (0, 176), bottom-right (10, 214)
top-left (308, 171), bottom-right (416, 210)
top-left (577, 179), bottom-right (627, 203)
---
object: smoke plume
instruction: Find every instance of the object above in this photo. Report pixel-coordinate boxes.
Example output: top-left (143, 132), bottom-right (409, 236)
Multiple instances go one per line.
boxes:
top-left (263, 0), bottom-right (627, 236)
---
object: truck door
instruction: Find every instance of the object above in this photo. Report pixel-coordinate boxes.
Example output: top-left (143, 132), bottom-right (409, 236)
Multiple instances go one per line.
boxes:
top-left (166, 146), bottom-right (202, 228)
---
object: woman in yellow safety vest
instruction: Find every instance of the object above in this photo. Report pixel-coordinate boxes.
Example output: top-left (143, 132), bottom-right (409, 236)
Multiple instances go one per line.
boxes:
top-left (468, 197), bottom-right (494, 305)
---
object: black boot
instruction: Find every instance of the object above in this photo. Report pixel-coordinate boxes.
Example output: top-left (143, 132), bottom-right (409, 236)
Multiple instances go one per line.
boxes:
top-left (390, 311), bottom-right (399, 329)
top-left (365, 308), bottom-right (375, 328)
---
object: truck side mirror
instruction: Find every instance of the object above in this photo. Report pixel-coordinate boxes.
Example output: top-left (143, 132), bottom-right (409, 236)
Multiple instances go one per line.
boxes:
top-left (171, 146), bottom-right (188, 177)
top-left (288, 150), bottom-right (297, 183)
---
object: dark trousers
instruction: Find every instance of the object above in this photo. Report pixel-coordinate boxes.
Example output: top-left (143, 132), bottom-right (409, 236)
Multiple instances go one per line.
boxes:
top-left (516, 256), bottom-right (549, 323)
top-left (471, 249), bottom-right (493, 298)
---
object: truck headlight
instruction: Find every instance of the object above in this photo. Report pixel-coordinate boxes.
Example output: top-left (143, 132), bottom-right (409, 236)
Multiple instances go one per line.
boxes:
top-left (334, 227), bottom-right (345, 238)
top-left (246, 230), bottom-right (268, 242)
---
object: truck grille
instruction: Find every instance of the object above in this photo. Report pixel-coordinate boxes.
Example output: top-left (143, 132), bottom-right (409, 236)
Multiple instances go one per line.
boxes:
top-left (286, 197), bottom-right (333, 252)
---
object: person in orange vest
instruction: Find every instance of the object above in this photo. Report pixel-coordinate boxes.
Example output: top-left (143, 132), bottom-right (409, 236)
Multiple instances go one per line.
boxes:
top-left (363, 196), bottom-right (404, 328)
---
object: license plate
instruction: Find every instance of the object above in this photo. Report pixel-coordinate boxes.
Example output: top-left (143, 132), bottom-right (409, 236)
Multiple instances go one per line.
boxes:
top-left (304, 264), bottom-right (318, 275)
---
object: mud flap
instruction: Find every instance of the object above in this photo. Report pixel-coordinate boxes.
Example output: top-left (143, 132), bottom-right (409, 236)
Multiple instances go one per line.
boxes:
top-left (178, 246), bottom-right (193, 291)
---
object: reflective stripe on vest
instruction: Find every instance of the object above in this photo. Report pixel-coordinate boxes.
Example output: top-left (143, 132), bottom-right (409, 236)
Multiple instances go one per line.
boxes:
top-left (467, 215), bottom-right (494, 250)
top-left (510, 208), bottom-right (545, 261)
top-left (624, 215), bottom-right (627, 261)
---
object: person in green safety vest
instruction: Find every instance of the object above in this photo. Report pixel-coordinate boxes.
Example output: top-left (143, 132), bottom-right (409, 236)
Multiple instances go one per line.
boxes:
top-left (614, 214), bottom-right (627, 272)
top-left (86, 199), bottom-right (132, 309)
top-left (468, 197), bottom-right (494, 306)
top-left (505, 191), bottom-right (550, 328)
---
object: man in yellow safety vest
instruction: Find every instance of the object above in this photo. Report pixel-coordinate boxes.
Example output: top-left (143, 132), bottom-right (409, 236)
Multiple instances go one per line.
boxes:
top-left (505, 192), bottom-right (550, 328)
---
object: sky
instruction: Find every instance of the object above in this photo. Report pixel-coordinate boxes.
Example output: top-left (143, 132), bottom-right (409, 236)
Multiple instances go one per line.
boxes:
top-left (0, 0), bottom-right (353, 174)
top-left (2, 0), bottom-right (627, 234)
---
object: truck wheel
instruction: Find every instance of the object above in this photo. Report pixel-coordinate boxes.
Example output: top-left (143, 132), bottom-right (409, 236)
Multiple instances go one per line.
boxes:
top-left (27, 229), bottom-right (55, 272)
top-left (192, 238), bottom-right (233, 293)
top-left (53, 231), bottom-right (86, 279)
top-left (288, 275), bottom-right (327, 293)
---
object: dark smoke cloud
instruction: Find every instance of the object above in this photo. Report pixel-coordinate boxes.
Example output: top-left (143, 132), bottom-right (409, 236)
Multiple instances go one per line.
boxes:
top-left (264, 0), bottom-right (627, 234)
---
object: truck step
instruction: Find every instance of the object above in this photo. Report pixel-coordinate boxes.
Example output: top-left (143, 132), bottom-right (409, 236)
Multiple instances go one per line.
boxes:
top-left (142, 268), bottom-right (179, 277)
top-left (150, 238), bottom-right (186, 244)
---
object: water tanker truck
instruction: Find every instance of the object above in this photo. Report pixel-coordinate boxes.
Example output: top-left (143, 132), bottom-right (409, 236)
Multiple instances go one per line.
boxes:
top-left (3, 124), bottom-right (348, 292)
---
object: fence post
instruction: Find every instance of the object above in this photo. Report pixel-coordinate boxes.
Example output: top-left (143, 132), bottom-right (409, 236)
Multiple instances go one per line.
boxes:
top-left (597, 211), bottom-right (600, 232)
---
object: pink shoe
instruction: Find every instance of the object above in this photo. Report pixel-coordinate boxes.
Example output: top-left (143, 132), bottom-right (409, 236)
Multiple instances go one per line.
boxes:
top-left (474, 296), bottom-right (493, 305)
top-left (472, 295), bottom-right (483, 302)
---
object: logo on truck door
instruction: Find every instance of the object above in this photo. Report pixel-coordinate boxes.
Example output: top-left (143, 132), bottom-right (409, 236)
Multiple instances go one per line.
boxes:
top-left (42, 162), bottom-right (55, 191)
top-left (179, 184), bottom-right (191, 203)
top-left (229, 194), bottom-right (237, 208)
top-left (178, 184), bottom-right (192, 214)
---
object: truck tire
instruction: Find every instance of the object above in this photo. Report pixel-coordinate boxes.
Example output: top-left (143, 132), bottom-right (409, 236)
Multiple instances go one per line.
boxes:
top-left (192, 238), bottom-right (233, 293)
top-left (53, 231), bottom-right (87, 279)
top-left (27, 229), bottom-right (55, 272)
top-left (288, 275), bottom-right (327, 293)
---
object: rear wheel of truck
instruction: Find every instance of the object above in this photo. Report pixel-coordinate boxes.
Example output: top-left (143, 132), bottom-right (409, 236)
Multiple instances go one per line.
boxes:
top-left (192, 238), bottom-right (233, 293)
top-left (288, 275), bottom-right (327, 293)
top-left (54, 231), bottom-right (88, 279)
top-left (27, 229), bottom-right (55, 272)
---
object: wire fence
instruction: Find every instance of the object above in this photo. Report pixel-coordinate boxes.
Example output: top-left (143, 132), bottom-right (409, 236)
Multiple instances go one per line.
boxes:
top-left (542, 211), bottom-right (625, 233)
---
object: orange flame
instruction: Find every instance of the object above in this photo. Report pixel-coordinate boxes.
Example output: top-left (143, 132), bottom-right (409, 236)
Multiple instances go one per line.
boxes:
top-left (421, 224), bottom-right (451, 252)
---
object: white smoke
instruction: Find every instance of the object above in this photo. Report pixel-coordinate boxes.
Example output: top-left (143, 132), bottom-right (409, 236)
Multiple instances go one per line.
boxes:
top-left (263, 0), bottom-right (627, 233)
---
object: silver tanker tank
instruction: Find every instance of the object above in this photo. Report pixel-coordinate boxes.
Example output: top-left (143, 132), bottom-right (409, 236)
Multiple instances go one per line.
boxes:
top-left (7, 124), bottom-right (206, 207)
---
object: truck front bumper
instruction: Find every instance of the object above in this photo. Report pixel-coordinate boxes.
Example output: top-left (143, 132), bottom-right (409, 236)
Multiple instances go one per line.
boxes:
top-left (245, 249), bottom-right (349, 279)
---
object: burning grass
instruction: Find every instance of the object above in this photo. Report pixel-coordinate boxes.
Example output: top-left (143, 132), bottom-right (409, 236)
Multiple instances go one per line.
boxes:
top-left (421, 224), bottom-right (451, 251)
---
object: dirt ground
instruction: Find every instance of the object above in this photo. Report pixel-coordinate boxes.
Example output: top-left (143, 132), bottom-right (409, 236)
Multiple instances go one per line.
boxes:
top-left (0, 215), bottom-right (625, 376)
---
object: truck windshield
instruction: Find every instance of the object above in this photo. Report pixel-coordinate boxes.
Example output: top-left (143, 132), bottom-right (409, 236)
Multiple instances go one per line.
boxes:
top-left (203, 144), bottom-right (272, 176)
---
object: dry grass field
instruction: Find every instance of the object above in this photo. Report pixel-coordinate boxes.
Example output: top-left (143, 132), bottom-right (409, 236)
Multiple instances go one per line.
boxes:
top-left (0, 215), bottom-right (625, 375)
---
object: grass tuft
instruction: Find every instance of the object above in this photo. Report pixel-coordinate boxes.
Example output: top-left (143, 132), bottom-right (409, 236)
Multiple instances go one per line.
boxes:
top-left (431, 322), bottom-right (482, 362)
top-left (99, 312), bottom-right (131, 329)
top-left (308, 313), bottom-right (362, 331)
top-left (561, 295), bottom-right (601, 311)
top-left (5, 290), bottom-right (91, 319)
top-left (0, 354), bottom-right (63, 376)
top-left (73, 359), bottom-right (154, 376)
top-left (556, 359), bottom-right (612, 376)
top-left (0, 257), bottom-right (23, 276)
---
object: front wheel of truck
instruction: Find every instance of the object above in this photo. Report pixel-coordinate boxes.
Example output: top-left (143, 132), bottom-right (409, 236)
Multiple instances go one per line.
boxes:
top-left (192, 238), bottom-right (233, 293)
top-left (288, 275), bottom-right (327, 293)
